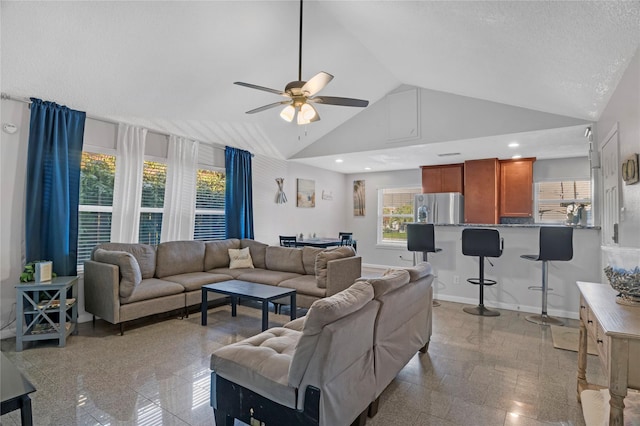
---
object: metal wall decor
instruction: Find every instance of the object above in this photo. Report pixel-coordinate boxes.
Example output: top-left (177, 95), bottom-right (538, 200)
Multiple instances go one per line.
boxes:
top-left (275, 178), bottom-right (287, 203)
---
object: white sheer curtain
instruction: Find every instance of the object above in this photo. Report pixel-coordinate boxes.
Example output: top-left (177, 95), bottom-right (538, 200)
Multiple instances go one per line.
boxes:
top-left (110, 124), bottom-right (147, 243)
top-left (161, 135), bottom-right (199, 242)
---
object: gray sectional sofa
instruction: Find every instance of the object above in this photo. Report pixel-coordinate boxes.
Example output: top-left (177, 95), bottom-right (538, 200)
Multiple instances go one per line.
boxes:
top-left (209, 262), bottom-right (434, 426)
top-left (84, 239), bottom-right (361, 333)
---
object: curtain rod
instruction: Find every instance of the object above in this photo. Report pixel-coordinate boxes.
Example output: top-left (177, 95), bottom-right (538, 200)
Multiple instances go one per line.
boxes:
top-left (1, 92), bottom-right (226, 152)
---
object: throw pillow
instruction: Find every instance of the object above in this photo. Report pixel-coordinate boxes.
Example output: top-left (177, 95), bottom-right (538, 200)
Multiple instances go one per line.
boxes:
top-left (367, 268), bottom-right (411, 298)
top-left (94, 249), bottom-right (142, 298)
top-left (228, 247), bottom-right (254, 269)
top-left (314, 246), bottom-right (356, 288)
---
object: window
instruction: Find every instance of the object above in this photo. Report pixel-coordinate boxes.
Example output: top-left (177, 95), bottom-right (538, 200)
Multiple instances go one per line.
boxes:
top-left (194, 168), bottom-right (226, 240)
top-left (139, 160), bottom-right (166, 245)
top-left (78, 152), bottom-right (116, 267)
top-left (378, 187), bottom-right (422, 244)
top-left (535, 180), bottom-right (592, 224)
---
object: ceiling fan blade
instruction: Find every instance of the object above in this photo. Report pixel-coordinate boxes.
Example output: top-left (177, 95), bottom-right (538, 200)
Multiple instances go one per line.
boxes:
top-left (301, 72), bottom-right (334, 96)
top-left (246, 100), bottom-right (291, 114)
top-left (235, 81), bottom-right (287, 96)
top-left (309, 96), bottom-right (369, 108)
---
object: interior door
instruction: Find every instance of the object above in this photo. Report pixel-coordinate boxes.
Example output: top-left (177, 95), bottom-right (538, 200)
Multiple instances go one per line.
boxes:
top-left (601, 125), bottom-right (620, 246)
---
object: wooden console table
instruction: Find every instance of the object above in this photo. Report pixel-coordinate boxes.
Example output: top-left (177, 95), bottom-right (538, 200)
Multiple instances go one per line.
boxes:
top-left (576, 281), bottom-right (640, 425)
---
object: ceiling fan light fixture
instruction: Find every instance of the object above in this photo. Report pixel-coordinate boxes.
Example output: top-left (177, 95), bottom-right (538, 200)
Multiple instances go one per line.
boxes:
top-left (300, 103), bottom-right (317, 121)
top-left (280, 105), bottom-right (296, 122)
top-left (297, 109), bottom-right (311, 125)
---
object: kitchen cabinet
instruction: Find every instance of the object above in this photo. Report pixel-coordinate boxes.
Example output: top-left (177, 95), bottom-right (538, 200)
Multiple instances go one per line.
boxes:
top-left (499, 158), bottom-right (535, 218)
top-left (464, 158), bottom-right (499, 224)
top-left (421, 164), bottom-right (464, 194)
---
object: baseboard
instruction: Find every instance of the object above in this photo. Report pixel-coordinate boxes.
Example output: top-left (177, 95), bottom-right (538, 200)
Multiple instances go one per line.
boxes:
top-left (434, 294), bottom-right (579, 320)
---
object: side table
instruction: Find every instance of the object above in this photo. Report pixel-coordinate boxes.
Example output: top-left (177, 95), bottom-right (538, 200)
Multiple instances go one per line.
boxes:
top-left (15, 276), bottom-right (79, 352)
top-left (1, 352), bottom-right (36, 425)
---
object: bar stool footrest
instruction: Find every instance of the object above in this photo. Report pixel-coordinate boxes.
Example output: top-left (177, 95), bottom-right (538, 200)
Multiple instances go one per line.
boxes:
top-left (467, 278), bottom-right (497, 286)
top-left (527, 286), bottom-right (554, 291)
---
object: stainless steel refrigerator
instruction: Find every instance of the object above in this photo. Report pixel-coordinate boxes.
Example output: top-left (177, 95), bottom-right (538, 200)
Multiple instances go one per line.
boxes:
top-left (414, 193), bottom-right (464, 224)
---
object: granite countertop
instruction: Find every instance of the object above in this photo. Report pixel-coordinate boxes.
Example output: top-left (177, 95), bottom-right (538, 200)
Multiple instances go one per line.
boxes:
top-left (434, 223), bottom-right (601, 230)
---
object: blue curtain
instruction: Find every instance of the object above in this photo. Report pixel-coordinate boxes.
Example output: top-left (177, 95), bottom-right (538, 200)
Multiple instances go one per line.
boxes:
top-left (26, 98), bottom-right (86, 276)
top-left (225, 146), bottom-right (254, 239)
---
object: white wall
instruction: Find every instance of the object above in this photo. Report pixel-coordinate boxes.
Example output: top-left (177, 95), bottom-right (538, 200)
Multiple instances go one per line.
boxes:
top-left (0, 99), bottom-right (347, 337)
top-left (597, 47), bottom-right (640, 248)
top-left (252, 155), bottom-right (347, 246)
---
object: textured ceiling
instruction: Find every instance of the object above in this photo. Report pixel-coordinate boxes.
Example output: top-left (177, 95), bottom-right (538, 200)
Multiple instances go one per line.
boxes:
top-left (2, 1), bottom-right (639, 172)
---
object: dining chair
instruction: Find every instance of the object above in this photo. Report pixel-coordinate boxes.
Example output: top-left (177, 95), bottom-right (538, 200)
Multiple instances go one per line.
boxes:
top-left (279, 236), bottom-right (298, 247)
top-left (338, 232), bottom-right (357, 252)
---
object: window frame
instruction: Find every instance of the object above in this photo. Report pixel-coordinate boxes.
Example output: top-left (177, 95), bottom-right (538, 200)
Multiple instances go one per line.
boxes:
top-left (534, 178), bottom-right (592, 225)
top-left (77, 147), bottom-right (117, 271)
top-left (377, 186), bottom-right (422, 247)
top-left (193, 165), bottom-right (226, 241)
top-left (139, 156), bottom-right (167, 246)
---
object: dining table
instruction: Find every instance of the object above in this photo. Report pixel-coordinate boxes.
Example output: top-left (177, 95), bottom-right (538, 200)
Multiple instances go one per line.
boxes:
top-left (295, 238), bottom-right (343, 248)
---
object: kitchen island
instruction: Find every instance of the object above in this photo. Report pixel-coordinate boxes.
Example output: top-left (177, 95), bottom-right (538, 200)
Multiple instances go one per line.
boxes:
top-left (372, 224), bottom-right (601, 320)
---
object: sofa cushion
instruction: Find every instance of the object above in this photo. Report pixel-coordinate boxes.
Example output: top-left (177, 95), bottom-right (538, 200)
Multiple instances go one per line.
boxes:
top-left (229, 247), bottom-right (254, 269)
top-left (162, 272), bottom-right (232, 292)
top-left (94, 249), bottom-right (142, 298)
top-left (155, 241), bottom-right (206, 278)
top-left (204, 239), bottom-right (241, 270)
top-left (211, 327), bottom-right (300, 409)
top-left (366, 269), bottom-right (411, 298)
top-left (315, 246), bottom-right (356, 288)
top-left (265, 246), bottom-right (305, 275)
top-left (120, 278), bottom-right (185, 304)
top-left (236, 269), bottom-right (301, 286)
top-left (92, 243), bottom-right (156, 279)
top-left (240, 239), bottom-right (268, 269)
top-left (207, 267), bottom-right (246, 279)
top-left (405, 262), bottom-right (433, 282)
top-left (279, 275), bottom-right (326, 299)
top-left (302, 281), bottom-right (373, 336)
top-left (302, 246), bottom-right (324, 275)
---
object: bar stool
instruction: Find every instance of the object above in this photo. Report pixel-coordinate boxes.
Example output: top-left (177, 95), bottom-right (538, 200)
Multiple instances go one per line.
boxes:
top-left (407, 223), bottom-right (442, 262)
top-left (521, 226), bottom-right (573, 326)
top-left (462, 228), bottom-right (503, 316)
top-left (407, 223), bottom-right (442, 307)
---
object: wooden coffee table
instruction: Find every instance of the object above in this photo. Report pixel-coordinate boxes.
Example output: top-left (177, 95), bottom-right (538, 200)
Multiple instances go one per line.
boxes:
top-left (201, 280), bottom-right (296, 331)
top-left (1, 352), bottom-right (36, 425)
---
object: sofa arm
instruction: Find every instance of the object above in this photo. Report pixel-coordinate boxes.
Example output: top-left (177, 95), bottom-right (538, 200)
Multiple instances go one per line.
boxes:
top-left (325, 256), bottom-right (362, 297)
top-left (84, 260), bottom-right (120, 324)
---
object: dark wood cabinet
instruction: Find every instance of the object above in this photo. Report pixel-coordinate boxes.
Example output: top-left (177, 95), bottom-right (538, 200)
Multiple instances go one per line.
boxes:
top-left (499, 158), bottom-right (535, 218)
top-left (421, 164), bottom-right (464, 194)
top-left (464, 159), bottom-right (500, 224)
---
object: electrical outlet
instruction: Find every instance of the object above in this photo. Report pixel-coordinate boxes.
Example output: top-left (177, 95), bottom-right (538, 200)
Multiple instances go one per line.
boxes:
top-left (453, 275), bottom-right (460, 285)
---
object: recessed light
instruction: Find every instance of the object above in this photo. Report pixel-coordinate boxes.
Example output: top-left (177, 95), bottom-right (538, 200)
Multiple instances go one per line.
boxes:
top-left (335, 159), bottom-right (343, 163)
top-left (512, 154), bottom-right (522, 159)
top-left (508, 142), bottom-right (519, 148)
top-left (364, 167), bottom-right (371, 170)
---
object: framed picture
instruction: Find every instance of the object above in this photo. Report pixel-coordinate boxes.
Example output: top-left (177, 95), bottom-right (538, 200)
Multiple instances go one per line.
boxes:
top-left (353, 180), bottom-right (365, 216)
top-left (297, 178), bottom-right (315, 207)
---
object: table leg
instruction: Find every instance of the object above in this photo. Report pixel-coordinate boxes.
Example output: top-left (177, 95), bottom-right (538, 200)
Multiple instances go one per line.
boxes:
top-left (231, 296), bottom-right (237, 317)
top-left (201, 289), bottom-right (207, 326)
top-left (16, 290), bottom-right (24, 352)
top-left (577, 320), bottom-right (588, 401)
top-left (290, 293), bottom-right (297, 321)
top-left (20, 395), bottom-right (33, 426)
top-left (262, 301), bottom-right (269, 331)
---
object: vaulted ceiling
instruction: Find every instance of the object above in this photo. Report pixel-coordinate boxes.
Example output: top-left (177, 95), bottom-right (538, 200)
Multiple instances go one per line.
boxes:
top-left (2, 1), bottom-right (639, 172)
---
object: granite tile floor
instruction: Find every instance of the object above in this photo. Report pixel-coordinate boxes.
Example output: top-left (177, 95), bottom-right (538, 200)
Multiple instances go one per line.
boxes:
top-left (0, 297), bottom-right (606, 426)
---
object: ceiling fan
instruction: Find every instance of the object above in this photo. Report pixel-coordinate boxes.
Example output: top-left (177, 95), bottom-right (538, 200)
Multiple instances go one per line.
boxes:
top-left (234, 0), bottom-right (369, 125)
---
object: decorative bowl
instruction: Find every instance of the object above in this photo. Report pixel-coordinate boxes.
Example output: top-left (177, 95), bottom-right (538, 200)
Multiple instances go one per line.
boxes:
top-left (602, 246), bottom-right (640, 306)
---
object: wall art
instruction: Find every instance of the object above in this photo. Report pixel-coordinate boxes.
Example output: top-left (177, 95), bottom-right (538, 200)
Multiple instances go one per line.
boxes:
top-left (297, 178), bottom-right (315, 207)
top-left (353, 180), bottom-right (365, 216)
